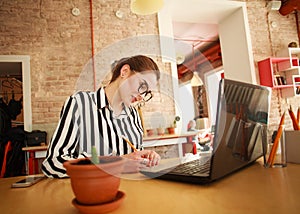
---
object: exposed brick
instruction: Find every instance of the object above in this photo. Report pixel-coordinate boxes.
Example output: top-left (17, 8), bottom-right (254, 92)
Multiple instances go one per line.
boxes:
top-left (0, 0), bottom-right (299, 145)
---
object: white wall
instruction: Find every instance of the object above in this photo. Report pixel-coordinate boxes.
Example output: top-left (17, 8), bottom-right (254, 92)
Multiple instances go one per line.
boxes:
top-left (204, 69), bottom-right (223, 127)
top-left (219, 5), bottom-right (256, 84)
top-left (178, 83), bottom-right (195, 132)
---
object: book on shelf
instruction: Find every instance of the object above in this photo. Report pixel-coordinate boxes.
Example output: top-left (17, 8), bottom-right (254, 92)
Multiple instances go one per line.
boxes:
top-left (296, 86), bottom-right (300, 95)
top-left (274, 75), bottom-right (286, 86)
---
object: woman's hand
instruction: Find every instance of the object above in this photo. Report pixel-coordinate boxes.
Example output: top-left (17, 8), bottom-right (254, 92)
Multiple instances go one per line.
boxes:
top-left (121, 150), bottom-right (161, 173)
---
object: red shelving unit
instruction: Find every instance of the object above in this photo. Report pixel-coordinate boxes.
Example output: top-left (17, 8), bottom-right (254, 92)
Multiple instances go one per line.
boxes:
top-left (258, 57), bottom-right (300, 97)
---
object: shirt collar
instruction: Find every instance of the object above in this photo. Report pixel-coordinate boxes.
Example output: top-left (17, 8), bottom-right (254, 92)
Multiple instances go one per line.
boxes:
top-left (97, 87), bottom-right (109, 109)
top-left (97, 87), bottom-right (132, 117)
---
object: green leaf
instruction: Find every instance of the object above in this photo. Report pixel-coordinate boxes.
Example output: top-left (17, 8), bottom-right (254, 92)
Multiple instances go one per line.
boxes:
top-left (91, 146), bottom-right (99, 164)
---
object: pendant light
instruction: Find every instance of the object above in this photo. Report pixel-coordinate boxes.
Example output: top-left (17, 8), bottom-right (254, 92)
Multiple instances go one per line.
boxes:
top-left (190, 44), bottom-right (203, 86)
top-left (130, 0), bottom-right (164, 15)
top-left (191, 72), bottom-right (203, 86)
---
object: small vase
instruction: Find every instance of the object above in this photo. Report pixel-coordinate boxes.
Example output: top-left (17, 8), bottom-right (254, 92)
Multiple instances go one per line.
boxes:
top-left (146, 129), bottom-right (155, 136)
top-left (63, 156), bottom-right (125, 205)
top-left (157, 127), bottom-right (165, 136)
top-left (167, 127), bottom-right (175, 134)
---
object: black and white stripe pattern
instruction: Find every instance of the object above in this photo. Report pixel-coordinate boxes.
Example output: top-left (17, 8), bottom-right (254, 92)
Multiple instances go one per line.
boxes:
top-left (42, 87), bottom-right (143, 178)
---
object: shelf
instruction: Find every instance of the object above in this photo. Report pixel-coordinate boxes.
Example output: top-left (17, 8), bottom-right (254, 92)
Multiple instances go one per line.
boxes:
top-left (288, 48), bottom-right (300, 68)
top-left (272, 84), bottom-right (294, 89)
top-left (258, 57), bottom-right (300, 98)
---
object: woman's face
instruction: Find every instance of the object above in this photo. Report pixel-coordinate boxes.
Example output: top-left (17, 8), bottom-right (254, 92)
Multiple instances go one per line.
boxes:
top-left (119, 66), bottom-right (158, 107)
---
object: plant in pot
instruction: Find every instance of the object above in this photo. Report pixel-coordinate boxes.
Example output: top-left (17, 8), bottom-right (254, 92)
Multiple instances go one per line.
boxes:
top-left (167, 116), bottom-right (180, 134)
top-left (156, 126), bottom-right (165, 136)
top-left (63, 146), bottom-right (126, 214)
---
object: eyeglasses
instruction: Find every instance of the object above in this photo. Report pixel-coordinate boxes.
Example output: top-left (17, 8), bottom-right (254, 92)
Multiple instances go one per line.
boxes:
top-left (132, 69), bottom-right (153, 103)
top-left (137, 81), bottom-right (153, 102)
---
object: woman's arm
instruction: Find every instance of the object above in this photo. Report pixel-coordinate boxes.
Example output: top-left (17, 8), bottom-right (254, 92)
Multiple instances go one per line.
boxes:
top-left (42, 96), bottom-right (80, 178)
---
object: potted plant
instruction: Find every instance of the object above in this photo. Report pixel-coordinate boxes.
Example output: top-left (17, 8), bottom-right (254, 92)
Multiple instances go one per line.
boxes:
top-left (63, 146), bottom-right (125, 212)
top-left (167, 116), bottom-right (180, 134)
top-left (156, 126), bottom-right (165, 136)
top-left (146, 128), bottom-right (155, 137)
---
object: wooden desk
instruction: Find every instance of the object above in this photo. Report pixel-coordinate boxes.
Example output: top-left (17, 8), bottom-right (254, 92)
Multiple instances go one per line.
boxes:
top-left (22, 145), bottom-right (48, 175)
top-left (0, 161), bottom-right (299, 214)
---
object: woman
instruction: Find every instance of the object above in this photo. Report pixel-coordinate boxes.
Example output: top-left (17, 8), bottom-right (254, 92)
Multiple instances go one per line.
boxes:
top-left (42, 55), bottom-right (161, 178)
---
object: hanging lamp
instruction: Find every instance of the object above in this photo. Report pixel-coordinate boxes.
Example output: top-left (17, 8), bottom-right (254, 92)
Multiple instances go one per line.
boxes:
top-left (130, 0), bottom-right (164, 15)
top-left (190, 44), bottom-right (203, 86)
top-left (191, 72), bottom-right (203, 86)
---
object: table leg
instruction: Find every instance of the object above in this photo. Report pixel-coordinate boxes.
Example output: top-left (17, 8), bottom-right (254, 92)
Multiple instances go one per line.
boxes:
top-left (28, 151), bottom-right (35, 175)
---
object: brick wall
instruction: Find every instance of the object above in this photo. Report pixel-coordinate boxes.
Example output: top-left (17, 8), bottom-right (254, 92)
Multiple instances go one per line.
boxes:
top-left (0, 0), bottom-right (170, 139)
top-left (245, 0), bottom-right (300, 138)
top-left (0, 0), bottom-right (299, 143)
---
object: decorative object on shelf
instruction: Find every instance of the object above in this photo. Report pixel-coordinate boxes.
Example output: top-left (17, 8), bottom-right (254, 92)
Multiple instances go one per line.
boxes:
top-left (167, 127), bottom-right (175, 135)
top-left (63, 146), bottom-right (125, 213)
top-left (167, 116), bottom-right (181, 134)
top-left (130, 0), bottom-right (164, 15)
top-left (173, 116), bottom-right (181, 128)
top-left (146, 128), bottom-right (155, 136)
top-left (157, 127), bottom-right (165, 136)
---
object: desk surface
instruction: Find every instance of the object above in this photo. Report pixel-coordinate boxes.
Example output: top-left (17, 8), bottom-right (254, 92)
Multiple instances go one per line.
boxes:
top-left (0, 161), bottom-right (299, 214)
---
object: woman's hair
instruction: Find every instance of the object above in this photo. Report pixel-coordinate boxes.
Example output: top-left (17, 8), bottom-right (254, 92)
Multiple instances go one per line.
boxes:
top-left (110, 55), bottom-right (160, 83)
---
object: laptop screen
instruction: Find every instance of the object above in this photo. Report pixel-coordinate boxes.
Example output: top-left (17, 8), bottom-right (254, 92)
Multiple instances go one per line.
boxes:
top-left (140, 79), bottom-right (271, 184)
top-left (211, 79), bottom-right (271, 180)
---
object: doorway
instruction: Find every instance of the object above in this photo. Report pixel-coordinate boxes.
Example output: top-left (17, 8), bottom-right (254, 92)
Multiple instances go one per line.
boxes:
top-left (158, 0), bottom-right (255, 129)
top-left (0, 55), bottom-right (32, 131)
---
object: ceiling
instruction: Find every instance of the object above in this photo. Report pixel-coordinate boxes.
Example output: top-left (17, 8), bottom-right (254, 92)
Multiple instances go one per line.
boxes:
top-left (171, 0), bottom-right (300, 57)
top-left (167, 0), bottom-right (241, 24)
top-left (172, 21), bottom-right (219, 57)
top-left (169, 0), bottom-right (241, 58)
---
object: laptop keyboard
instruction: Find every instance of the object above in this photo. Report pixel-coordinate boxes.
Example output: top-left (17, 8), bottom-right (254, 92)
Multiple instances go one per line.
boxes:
top-left (168, 158), bottom-right (211, 176)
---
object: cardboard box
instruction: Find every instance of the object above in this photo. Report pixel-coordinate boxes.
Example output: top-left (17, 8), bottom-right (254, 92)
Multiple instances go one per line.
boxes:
top-left (285, 130), bottom-right (300, 164)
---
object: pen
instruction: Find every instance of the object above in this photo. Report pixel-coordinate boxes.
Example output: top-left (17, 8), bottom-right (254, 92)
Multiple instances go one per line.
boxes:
top-left (121, 136), bottom-right (138, 152)
top-left (121, 136), bottom-right (150, 166)
top-left (297, 107), bottom-right (300, 125)
top-left (266, 112), bottom-right (285, 167)
top-left (288, 105), bottom-right (299, 130)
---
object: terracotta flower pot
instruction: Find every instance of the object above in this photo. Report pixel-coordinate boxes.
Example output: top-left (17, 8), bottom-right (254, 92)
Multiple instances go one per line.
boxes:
top-left (146, 129), bottom-right (155, 136)
top-left (167, 127), bottom-right (175, 134)
top-left (63, 156), bottom-right (125, 205)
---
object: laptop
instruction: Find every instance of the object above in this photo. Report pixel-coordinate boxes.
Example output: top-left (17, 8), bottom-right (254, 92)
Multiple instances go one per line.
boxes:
top-left (140, 78), bottom-right (271, 184)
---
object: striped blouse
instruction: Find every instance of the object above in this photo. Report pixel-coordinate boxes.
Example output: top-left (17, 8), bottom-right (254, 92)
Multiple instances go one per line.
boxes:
top-left (42, 87), bottom-right (143, 178)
